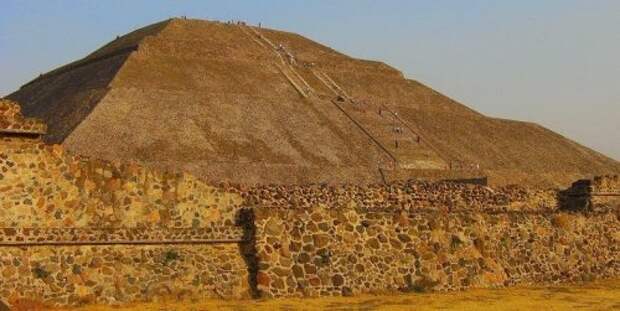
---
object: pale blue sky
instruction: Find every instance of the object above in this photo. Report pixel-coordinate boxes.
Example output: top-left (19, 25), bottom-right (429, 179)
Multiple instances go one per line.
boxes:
top-left (1, 1), bottom-right (618, 159)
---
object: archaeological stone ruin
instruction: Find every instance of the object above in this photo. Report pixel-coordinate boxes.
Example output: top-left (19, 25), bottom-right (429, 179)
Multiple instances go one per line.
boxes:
top-left (1, 18), bottom-right (619, 307)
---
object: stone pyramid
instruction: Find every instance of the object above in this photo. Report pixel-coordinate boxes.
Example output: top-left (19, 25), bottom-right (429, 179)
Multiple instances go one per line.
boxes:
top-left (7, 18), bottom-right (620, 186)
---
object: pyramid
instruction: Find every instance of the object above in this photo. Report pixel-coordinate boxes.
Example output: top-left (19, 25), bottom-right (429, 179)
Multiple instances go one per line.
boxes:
top-left (7, 18), bottom-right (620, 186)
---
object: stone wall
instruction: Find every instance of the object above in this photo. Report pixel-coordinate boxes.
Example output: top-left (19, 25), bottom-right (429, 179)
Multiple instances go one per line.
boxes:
top-left (0, 244), bottom-right (246, 305)
top-left (561, 175), bottom-right (620, 212)
top-left (1, 99), bottom-right (619, 307)
top-left (243, 180), bottom-right (619, 297)
top-left (0, 100), bottom-right (249, 307)
top-left (592, 175), bottom-right (620, 193)
top-left (0, 99), bottom-right (46, 134)
top-left (233, 180), bottom-right (558, 213)
top-left (564, 175), bottom-right (620, 196)
top-left (0, 138), bottom-right (242, 231)
top-left (252, 203), bottom-right (619, 298)
top-left (228, 179), bottom-right (615, 297)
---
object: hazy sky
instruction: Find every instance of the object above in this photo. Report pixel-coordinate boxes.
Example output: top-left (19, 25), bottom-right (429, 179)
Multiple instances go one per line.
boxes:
top-left (1, 0), bottom-right (618, 160)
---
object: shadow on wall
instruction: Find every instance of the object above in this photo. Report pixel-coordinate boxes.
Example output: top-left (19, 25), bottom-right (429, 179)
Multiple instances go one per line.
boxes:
top-left (235, 174), bottom-right (619, 298)
top-left (440, 177), bottom-right (488, 186)
top-left (237, 208), bottom-right (261, 298)
top-left (558, 191), bottom-right (590, 212)
top-left (558, 176), bottom-right (620, 212)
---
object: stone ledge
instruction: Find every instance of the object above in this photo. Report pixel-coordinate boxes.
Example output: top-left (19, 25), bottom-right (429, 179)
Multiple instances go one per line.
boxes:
top-left (0, 128), bottom-right (47, 135)
top-left (0, 227), bottom-right (245, 245)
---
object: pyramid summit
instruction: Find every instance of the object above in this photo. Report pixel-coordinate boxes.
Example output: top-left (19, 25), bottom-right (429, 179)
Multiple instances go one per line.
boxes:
top-left (7, 18), bottom-right (620, 186)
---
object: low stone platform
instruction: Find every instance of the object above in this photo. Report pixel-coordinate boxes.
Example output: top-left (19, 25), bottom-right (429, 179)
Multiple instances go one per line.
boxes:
top-left (0, 100), bottom-right (618, 307)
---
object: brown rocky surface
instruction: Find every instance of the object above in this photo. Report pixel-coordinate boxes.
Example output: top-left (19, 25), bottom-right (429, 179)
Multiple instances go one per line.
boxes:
top-left (6, 18), bottom-right (620, 187)
top-left (0, 101), bottom-right (618, 306)
top-left (253, 202), bottom-right (619, 298)
top-left (0, 99), bottom-right (46, 134)
top-left (0, 100), bottom-right (249, 306)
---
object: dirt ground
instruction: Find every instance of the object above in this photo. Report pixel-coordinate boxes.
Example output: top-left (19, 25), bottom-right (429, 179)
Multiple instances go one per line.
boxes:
top-left (19, 278), bottom-right (616, 311)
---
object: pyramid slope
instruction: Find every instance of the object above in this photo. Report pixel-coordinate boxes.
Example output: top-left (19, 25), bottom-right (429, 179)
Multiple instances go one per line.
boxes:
top-left (7, 18), bottom-right (620, 186)
top-left (7, 20), bottom-right (170, 143)
top-left (60, 19), bottom-right (394, 184)
top-left (9, 57), bottom-right (119, 143)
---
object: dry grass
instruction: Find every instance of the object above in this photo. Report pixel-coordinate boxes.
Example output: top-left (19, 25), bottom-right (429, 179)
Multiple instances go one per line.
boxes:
top-left (551, 213), bottom-right (575, 230)
top-left (43, 278), bottom-right (620, 311)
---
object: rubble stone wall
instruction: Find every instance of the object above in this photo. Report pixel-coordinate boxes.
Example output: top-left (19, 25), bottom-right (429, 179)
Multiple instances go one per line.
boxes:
top-left (0, 137), bottom-right (243, 231)
top-left (0, 244), bottom-right (247, 306)
top-left (0, 100), bottom-right (249, 307)
top-left (0, 135), bottom-right (250, 306)
top-left (592, 175), bottom-right (620, 193)
top-left (1, 99), bottom-right (619, 306)
top-left (561, 175), bottom-right (620, 212)
top-left (252, 205), bottom-right (619, 298)
top-left (227, 179), bottom-right (614, 297)
top-left (0, 99), bottom-right (46, 134)
top-left (233, 181), bottom-right (559, 213)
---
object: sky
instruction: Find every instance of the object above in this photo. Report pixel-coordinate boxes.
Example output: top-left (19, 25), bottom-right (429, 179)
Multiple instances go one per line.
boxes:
top-left (1, 0), bottom-right (618, 160)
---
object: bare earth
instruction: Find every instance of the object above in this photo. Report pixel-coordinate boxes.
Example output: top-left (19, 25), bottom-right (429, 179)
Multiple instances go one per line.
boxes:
top-left (35, 279), bottom-right (619, 311)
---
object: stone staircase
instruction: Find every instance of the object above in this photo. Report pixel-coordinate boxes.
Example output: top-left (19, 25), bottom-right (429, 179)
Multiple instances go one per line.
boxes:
top-left (240, 25), bottom-right (314, 98)
top-left (240, 24), bottom-right (448, 171)
top-left (312, 70), bottom-right (447, 170)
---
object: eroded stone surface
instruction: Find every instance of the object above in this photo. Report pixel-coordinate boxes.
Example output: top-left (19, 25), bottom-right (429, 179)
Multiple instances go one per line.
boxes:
top-left (0, 101), bottom-right (249, 306)
top-left (0, 101), bottom-right (618, 307)
top-left (253, 205), bottom-right (619, 298)
top-left (0, 245), bottom-right (248, 306)
top-left (0, 100), bottom-right (46, 134)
